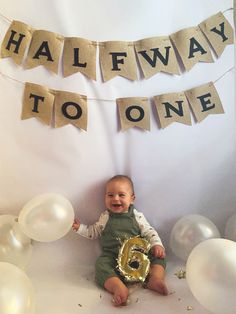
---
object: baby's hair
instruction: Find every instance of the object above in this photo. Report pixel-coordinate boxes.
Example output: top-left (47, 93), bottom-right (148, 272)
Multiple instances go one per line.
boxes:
top-left (107, 175), bottom-right (135, 195)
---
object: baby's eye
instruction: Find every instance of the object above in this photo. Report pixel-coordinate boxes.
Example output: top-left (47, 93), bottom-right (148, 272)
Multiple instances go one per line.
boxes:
top-left (107, 193), bottom-right (114, 197)
top-left (119, 193), bottom-right (126, 198)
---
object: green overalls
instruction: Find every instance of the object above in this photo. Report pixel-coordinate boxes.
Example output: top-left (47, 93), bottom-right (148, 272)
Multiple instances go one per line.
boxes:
top-left (95, 205), bottom-right (166, 287)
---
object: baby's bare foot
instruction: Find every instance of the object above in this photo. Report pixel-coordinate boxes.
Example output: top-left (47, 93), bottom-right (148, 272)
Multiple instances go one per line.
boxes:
top-left (104, 276), bottom-right (129, 306)
top-left (112, 285), bottom-right (129, 306)
top-left (147, 277), bottom-right (169, 296)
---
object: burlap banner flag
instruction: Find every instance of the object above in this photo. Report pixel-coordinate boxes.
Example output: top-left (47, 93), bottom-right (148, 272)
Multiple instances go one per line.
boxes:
top-left (22, 82), bottom-right (54, 125)
top-left (54, 91), bottom-right (87, 130)
top-left (170, 26), bottom-right (214, 71)
top-left (116, 97), bottom-right (150, 131)
top-left (185, 82), bottom-right (224, 122)
top-left (21, 80), bottom-right (224, 130)
top-left (0, 20), bottom-right (33, 65)
top-left (135, 36), bottom-right (180, 78)
top-left (25, 30), bottom-right (64, 73)
top-left (0, 12), bottom-right (234, 80)
top-left (153, 92), bottom-right (192, 128)
top-left (99, 41), bottom-right (138, 82)
top-left (63, 37), bottom-right (97, 80)
top-left (22, 83), bottom-right (88, 130)
top-left (199, 11), bottom-right (234, 57)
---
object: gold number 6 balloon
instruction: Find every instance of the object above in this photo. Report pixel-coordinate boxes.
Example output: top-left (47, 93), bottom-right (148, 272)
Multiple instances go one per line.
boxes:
top-left (117, 237), bottom-right (151, 282)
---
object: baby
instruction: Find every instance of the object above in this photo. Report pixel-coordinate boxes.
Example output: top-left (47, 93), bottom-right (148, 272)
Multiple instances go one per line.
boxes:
top-left (72, 175), bottom-right (168, 306)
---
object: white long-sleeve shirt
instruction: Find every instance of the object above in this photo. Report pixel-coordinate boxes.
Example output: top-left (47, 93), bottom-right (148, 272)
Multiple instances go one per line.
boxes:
top-left (76, 208), bottom-right (164, 248)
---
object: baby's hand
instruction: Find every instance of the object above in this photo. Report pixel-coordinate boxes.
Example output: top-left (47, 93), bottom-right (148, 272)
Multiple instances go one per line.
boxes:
top-left (72, 218), bottom-right (80, 232)
top-left (152, 245), bottom-right (166, 258)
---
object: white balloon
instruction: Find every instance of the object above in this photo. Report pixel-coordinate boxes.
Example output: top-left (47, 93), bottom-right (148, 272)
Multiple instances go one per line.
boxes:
top-left (225, 212), bottom-right (236, 241)
top-left (0, 215), bottom-right (33, 269)
top-left (186, 238), bottom-right (236, 314)
top-left (18, 193), bottom-right (74, 242)
top-left (169, 214), bottom-right (220, 261)
top-left (0, 262), bottom-right (35, 314)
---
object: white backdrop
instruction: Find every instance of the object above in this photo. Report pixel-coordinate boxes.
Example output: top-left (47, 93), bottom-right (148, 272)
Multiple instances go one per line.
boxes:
top-left (0, 0), bottom-right (235, 256)
top-left (0, 1), bottom-right (235, 313)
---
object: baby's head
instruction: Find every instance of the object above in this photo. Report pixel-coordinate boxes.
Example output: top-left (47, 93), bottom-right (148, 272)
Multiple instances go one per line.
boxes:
top-left (105, 175), bottom-right (135, 213)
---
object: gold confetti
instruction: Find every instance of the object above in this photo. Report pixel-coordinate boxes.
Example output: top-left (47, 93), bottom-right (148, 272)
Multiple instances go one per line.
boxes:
top-left (174, 269), bottom-right (186, 279)
top-left (187, 305), bottom-right (193, 311)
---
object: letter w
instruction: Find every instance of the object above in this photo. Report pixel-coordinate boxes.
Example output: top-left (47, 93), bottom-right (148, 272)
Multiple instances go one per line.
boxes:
top-left (138, 46), bottom-right (171, 67)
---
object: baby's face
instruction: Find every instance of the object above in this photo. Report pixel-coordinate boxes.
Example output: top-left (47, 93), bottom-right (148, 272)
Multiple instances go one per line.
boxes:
top-left (105, 179), bottom-right (135, 213)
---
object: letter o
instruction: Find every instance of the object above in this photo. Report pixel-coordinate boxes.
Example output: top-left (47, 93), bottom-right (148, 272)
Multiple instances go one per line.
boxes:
top-left (61, 102), bottom-right (82, 120)
top-left (125, 105), bottom-right (145, 122)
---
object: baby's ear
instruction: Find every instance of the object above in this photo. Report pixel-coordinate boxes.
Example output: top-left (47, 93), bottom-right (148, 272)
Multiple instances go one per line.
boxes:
top-left (131, 194), bottom-right (135, 203)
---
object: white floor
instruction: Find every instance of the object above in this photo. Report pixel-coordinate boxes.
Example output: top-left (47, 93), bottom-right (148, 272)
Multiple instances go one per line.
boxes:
top-left (27, 233), bottom-right (212, 314)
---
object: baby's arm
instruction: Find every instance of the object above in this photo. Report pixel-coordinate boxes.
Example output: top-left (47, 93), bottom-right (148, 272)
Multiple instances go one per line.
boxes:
top-left (72, 210), bottom-right (109, 239)
top-left (134, 209), bottom-right (165, 258)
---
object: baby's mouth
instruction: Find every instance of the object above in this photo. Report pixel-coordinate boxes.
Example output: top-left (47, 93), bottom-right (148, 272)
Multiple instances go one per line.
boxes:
top-left (112, 204), bottom-right (122, 208)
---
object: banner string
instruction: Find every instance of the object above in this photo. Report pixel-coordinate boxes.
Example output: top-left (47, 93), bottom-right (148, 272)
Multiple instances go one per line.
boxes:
top-left (0, 66), bottom-right (234, 102)
top-left (0, 70), bottom-right (24, 85)
top-left (0, 7), bottom-right (234, 26)
top-left (214, 66), bottom-right (234, 84)
top-left (0, 12), bottom-right (12, 23)
top-left (222, 7), bottom-right (234, 13)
